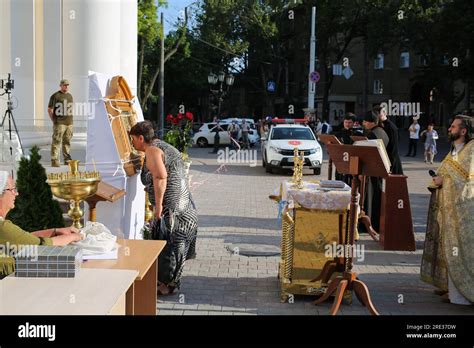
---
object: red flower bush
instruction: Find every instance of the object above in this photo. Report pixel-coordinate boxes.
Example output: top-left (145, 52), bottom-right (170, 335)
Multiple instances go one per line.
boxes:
top-left (185, 112), bottom-right (194, 121)
top-left (164, 111), bottom-right (194, 155)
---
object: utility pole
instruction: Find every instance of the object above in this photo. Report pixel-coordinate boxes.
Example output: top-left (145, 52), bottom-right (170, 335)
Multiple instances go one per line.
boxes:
top-left (158, 12), bottom-right (165, 137)
top-left (307, 6), bottom-right (316, 111)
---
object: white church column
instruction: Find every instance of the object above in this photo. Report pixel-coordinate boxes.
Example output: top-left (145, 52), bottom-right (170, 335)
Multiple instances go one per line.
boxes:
top-left (62, 0), bottom-right (124, 131)
top-left (10, 0), bottom-right (35, 131)
top-left (42, 0), bottom-right (62, 131)
top-left (120, 0), bottom-right (138, 96)
top-left (34, 0), bottom-right (46, 129)
top-left (0, 0), bottom-right (11, 89)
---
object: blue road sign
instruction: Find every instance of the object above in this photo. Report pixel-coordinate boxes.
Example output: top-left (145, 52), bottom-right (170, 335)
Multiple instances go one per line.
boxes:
top-left (267, 81), bottom-right (276, 92)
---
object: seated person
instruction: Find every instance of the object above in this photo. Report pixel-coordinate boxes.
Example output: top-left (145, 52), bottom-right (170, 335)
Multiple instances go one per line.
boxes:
top-left (0, 171), bottom-right (83, 278)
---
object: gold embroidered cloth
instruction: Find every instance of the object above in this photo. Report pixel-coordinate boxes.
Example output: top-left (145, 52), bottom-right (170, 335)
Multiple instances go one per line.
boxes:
top-left (421, 141), bottom-right (474, 301)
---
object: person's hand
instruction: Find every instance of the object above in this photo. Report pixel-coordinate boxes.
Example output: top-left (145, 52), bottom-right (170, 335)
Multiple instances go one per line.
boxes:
top-left (155, 204), bottom-right (163, 219)
top-left (55, 226), bottom-right (80, 235)
top-left (432, 176), bottom-right (443, 186)
top-left (69, 233), bottom-right (84, 243)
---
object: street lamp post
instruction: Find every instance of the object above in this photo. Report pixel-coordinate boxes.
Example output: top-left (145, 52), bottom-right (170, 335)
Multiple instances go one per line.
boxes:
top-left (208, 71), bottom-right (234, 119)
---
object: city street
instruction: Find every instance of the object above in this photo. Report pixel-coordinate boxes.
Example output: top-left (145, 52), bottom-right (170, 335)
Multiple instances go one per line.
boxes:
top-left (157, 134), bottom-right (474, 315)
top-left (0, 0), bottom-right (472, 345)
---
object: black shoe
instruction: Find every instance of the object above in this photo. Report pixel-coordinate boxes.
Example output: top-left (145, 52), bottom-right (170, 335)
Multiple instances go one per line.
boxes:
top-left (441, 293), bottom-right (450, 303)
top-left (434, 289), bottom-right (448, 296)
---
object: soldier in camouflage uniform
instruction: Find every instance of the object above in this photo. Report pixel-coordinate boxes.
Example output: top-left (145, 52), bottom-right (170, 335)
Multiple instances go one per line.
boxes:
top-left (48, 79), bottom-right (73, 167)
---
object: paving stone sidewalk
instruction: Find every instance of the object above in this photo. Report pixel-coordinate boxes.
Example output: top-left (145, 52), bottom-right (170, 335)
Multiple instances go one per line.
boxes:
top-left (157, 144), bottom-right (474, 316)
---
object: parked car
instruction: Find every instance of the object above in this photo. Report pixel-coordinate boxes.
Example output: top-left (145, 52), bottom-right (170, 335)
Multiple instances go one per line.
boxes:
top-left (193, 122), bottom-right (260, 147)
top-left (192, 122), bottom-right (204, 134)
top-left (220, 118), bottom-right (256, 126)
top-left (261, 124), bottom-right (322, 175)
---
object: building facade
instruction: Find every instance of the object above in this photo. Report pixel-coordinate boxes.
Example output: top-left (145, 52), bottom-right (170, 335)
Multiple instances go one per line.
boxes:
top-left (235, 4), bottom-right (472, 128)
top-left (0, 0), bottom-right (137, 135)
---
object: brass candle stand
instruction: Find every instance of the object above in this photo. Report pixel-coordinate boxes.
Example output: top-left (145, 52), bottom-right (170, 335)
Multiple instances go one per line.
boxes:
top-left (291, 148), bottom-right (304, 189)
top-left (144, 191), bottom-right (153, 222)
top-left (47, 160), bottom-right (101, 229)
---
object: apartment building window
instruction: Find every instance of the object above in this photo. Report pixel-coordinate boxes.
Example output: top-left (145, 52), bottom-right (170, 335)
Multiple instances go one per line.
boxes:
top-left (420, 55), bottom-right (428, 66)
top-left (400, 52), bottom-right (410, 68)
top-left (301, 82), bottom-right (306, 93)
top-left (374, 54), bottom-right (384, 70)
top-left (442, 54), bottom-right (450, 65)
top-left (373, 80), bottom-right (383, 94)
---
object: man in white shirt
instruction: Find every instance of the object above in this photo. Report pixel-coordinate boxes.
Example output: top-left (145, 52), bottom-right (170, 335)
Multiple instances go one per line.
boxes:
top-left (405, 118), bottom-right (420, 157)
top-left (228, 120), bottom-right (240, 150)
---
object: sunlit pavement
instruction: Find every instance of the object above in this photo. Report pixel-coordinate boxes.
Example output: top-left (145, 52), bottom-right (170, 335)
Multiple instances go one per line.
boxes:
top-left (157, 136), bottom-right (474, 315)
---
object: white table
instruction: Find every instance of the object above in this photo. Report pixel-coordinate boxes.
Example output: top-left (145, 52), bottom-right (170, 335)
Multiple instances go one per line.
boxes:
top-left (0, 268), bottom-right (137, 315)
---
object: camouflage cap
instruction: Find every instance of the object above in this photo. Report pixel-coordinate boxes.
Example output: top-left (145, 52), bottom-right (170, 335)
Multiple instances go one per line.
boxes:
top-left (60, 79), bottom-right (70, 85)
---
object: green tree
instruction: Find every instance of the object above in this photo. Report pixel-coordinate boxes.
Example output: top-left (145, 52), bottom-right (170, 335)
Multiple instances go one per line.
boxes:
top-left (398, 0), bottom-right (474, 121)
top-left (138, 0), bottom-right (167, 103)
top-left (138, 0), bottom-right (190, 113)
top-left (7, 146), bottom-right (64, 231)
top-left (193, 0), bottom-right (284, 117)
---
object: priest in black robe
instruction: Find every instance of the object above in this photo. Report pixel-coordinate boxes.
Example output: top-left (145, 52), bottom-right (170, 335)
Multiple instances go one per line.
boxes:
top-left (363, 111), bottom-right (389, 232)
top-left (335, 113), bottom-right (361, 184)
top-left (373, 105), bottom-right (404, 174)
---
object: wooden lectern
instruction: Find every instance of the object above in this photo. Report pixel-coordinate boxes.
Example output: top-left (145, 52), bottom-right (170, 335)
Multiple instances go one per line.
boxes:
top-left (380, 175), bottom-right (415, 250)
top-left (349, 135), bottom-right (380, 242)
top-left (314, 144), bottom-right (386, 315)
top-left (85, 181), bottom-right (126, 222)
top-left (319, 135), bottom-right (378, 242)
top-left (318, 135), bottom-right (342, 180)
top-left (350, 137), bottom-right (415, 250)
top-left (350, 135), bottom-right (369, 142)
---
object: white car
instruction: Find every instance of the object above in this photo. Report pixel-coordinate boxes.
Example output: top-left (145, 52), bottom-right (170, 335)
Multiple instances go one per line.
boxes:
top-left (220, 118), bottom-right (255, 126)
top-left (193, 122), bottom-right (259, 147)
top-left (261, 124), bottom-right (323, 175)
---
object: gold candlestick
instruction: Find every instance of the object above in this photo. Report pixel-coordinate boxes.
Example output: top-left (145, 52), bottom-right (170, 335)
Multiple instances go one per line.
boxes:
top-left (291, 148), bottom-right (304, 189)
top-left (145, 191), bottom-right (153, 223)
top-left (47, 160), bottom-right (101, 228)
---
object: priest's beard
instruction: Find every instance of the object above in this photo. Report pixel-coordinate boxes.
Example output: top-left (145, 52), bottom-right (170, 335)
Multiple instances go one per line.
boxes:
top-left (448, 130), bottom-right (462, 142)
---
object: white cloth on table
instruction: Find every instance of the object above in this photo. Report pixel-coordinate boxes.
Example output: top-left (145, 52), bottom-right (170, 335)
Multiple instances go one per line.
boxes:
top-left (74, 222), bottom-right (118, 255)
top-left (276, 180), bottom-right (355, 211)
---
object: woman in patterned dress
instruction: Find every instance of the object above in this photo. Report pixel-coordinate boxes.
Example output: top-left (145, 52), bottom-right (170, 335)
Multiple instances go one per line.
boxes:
top-left (130, 121), bottom-right (198, 295)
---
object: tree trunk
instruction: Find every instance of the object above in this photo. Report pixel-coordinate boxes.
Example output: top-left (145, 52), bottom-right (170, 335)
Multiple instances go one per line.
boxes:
top-left (140, 8), bottom-right (188, 112)
top-left (320, 53), bottom-right (330, 121)
top-left (142, 67), bottom-right (161, 110)
top-left (260, 66), bottom-right (270, 115)
top-left (138, 37), bottom-right (145, 101)
top-left (363, 38), bottom-right (369, 114)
